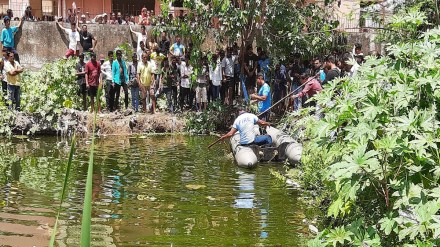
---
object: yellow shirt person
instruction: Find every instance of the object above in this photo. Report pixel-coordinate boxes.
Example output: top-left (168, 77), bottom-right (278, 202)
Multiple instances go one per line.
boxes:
top-left (137, 61), bottom-right (153, 87)
top-left (5, 60), bottom-right (23, 86)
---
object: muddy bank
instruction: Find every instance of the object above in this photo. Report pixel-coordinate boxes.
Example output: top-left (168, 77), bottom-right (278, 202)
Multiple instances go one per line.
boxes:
top-left (13, 109), bottom-right (186, 136)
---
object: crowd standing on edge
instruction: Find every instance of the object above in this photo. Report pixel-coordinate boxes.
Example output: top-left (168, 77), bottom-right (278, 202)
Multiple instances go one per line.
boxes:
top-left (0, 5), bottom-right (368, 117)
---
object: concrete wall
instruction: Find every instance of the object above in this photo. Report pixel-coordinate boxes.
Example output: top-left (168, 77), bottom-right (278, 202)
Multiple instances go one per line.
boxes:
top-left (8, 21), bottom-right (151, 68)
top-left (6, 21), bottom-right (220, 69)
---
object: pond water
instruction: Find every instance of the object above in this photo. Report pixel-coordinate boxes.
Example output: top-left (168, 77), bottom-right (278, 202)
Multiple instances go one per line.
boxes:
top-left (0, 135), bottom-right (316, 246)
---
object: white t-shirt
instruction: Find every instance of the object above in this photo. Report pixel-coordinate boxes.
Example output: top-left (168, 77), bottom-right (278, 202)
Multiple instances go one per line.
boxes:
top-left (349, 63), bottom-right (360, 77)
top-left (180, 61), bottom-right (192, 88)
top-left (66, 29), bottom-right (80, 51)
top-left (222, 55), bottom-right (236, 77)
top-left (101, 61), bottom-right (113, 81)
top-left (232, 113), bottom-right (259, 145)
top-left (136, 32), bottom-right (147, 60)
top-left (209, 60), bottom-right (222, 86)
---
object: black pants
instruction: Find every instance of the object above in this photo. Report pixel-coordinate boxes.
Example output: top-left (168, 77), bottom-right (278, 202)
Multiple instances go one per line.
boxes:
top-left (259, 111), bottom-right (270, 134)
top-left (122, 83), bottom-right (129, 109)
top-left (171, 86), bottom-right (178, 108)
top-left (220, 83), bottom-right (226, 104)
top-left (2, 80), bottom-right (7, 104)
top-left (180, 87), bottom-right (190, 110)
top-left (189, 89), bottom-right (196, 109)
top-left (105, 80), bottom-right (112, 110)
top-left (109, 83), bottom-right (122, 112)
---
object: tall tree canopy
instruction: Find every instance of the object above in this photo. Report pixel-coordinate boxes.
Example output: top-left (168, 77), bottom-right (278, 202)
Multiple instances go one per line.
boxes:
top-left (157, 0), bottom-right (339, 62)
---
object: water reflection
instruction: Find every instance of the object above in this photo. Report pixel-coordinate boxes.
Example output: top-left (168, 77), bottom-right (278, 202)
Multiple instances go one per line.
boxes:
top-left (234, 170), bottom-right (255, 209)
top-left (234, 170), bottom-right (269, 240)
top-left (0, 136), bottom-right (315, 246)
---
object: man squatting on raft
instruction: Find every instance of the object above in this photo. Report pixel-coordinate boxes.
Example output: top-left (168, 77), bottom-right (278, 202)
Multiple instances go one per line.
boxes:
top-left (219, 108), bottom-right (272, 146)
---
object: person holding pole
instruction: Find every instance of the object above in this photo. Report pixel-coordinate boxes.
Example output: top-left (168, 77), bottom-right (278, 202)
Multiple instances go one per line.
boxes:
top-left (250, 73), bottom-right (271, 121)
top-left (290, 73), bottom-right (322, 108)
top-left (213, 108), bottom-right (272, 148)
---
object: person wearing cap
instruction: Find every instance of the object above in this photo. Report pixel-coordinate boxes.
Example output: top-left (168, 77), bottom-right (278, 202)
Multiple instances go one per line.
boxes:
top-left (85, 52), bottom-right (101, 112)
top-left (76, 53), bottom-right (87, 110)
top-left (80, 14), bottom-right (88, 24)
top-left (57, 19), bottom-right (81, 59)
top-left (250, 73), bottom-right (271, 121)
top-left (219, 108), bottom-right (272, 146)
top-left (1, 15), bottom-right (24, 63)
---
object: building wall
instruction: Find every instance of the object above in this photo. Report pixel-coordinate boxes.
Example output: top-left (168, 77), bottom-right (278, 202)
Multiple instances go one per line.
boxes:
top-left (0, 0), bottom-right (8, 14)
top-left (59, 0), bottom-right (160, 18)
top-left (333, 0), bottom-right (361, 30)
top-left (63, 0), bottom-right (111, 16)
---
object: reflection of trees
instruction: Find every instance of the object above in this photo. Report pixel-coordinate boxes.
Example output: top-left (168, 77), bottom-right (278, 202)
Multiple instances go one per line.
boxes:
top-left (0, 135), bottom-right (314, 245)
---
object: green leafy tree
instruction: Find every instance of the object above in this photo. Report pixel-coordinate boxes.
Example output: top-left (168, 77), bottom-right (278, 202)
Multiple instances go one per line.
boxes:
top-left (156, 0), bottom-right (337, 63)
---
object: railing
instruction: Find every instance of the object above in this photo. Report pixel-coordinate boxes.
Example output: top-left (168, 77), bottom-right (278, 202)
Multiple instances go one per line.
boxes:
top-left (334, 13), bottom-right (385, 33)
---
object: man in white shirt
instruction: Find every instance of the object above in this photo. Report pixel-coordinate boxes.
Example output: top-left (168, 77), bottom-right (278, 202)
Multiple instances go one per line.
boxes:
top-left (209, 53), bottom-right (222, 101)
top-left (130, 25), bottom-right (147, 60)
top-left (219, 109), bottom-right (272, 146)
top-left (101, 51), bottom-right (114, 111)
top-left (57, 21), bottom-right (81, 59)
top-left (179, 56), bottom-right (192, 110)
top-left (222, 47), bottom-right (236, 105)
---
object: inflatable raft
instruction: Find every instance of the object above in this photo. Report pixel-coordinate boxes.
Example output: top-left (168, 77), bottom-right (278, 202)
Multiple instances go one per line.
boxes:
top-left (230, 126), bottom-right (302, 168)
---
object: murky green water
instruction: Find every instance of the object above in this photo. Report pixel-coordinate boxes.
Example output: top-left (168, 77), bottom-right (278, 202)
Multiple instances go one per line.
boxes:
top-left (0, 135), bottom-right (316, 246)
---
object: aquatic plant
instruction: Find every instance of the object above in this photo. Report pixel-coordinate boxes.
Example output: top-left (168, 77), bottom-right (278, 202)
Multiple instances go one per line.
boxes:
top-left (49, 134), bottom-right (76, 247)
top-left (80, 88), bottom-right (101, 246)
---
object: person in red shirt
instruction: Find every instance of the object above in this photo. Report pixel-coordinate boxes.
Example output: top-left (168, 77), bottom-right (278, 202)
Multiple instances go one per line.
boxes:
top-left (291, 73), bottom-right (322, 108)
top-left (85, 52), bottom-right (101, 112)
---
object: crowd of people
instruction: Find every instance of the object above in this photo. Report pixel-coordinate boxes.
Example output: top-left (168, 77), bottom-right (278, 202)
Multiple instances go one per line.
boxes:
top-left (0, 6), bottom-right (366, 118)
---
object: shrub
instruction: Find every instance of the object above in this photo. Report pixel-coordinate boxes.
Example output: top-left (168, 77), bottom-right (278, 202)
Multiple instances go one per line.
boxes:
top-left (293, 23), bottom-right (440, 246)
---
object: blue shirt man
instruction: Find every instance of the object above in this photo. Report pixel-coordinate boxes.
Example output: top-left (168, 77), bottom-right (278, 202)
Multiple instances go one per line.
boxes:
top-left (169, 36), bottom-right (185, 58)
top-left (251, 73), bottom-right (271, 121)
top-left (1, 16), bottom-right (24, 63)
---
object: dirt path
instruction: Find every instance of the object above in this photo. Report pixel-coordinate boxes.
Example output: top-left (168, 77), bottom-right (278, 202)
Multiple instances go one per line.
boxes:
top-left (14, 109), bottom-right (187, 136)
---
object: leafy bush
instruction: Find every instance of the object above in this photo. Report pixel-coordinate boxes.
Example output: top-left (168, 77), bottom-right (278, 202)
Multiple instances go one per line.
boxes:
top-left (21, 58), bottom-right (79, 117)
top-left (0, 58), bottom-right (81, 135)
top-left (185, 101), bottom-right (232, 134)
top-left (289, 24), bottom-right (440, 246)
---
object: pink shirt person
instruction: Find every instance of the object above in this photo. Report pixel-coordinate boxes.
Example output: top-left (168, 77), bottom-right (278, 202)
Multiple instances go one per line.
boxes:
top-left (296, 77), bottom-right (322, 98)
